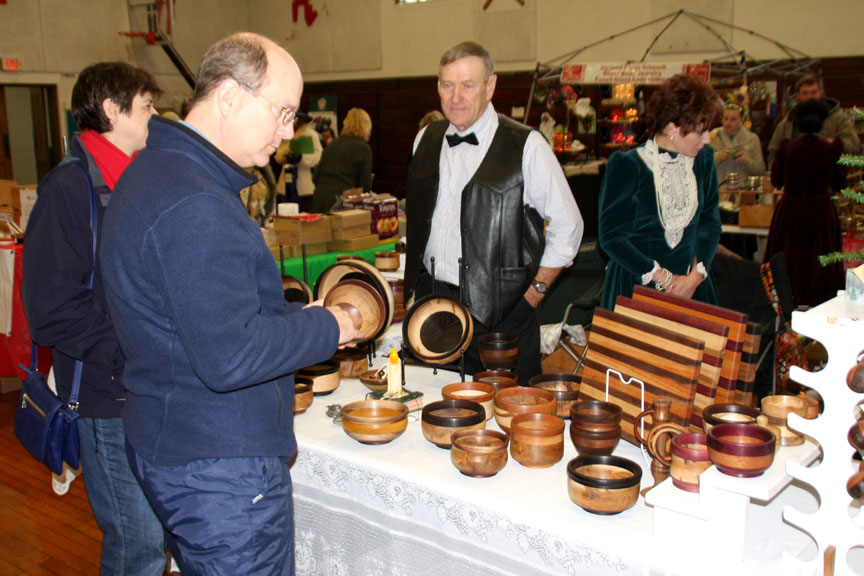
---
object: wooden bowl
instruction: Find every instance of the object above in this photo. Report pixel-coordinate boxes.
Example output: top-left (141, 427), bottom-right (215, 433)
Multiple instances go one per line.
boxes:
top-left (510, 413), bottom-right (565, 469)
top-left (478, 332), bottom-right (519, 371)
top-left (702, 403), bottom-right (760, 433)
top-left (528, 373), bottom-right (580, 419)
top-left (332, 350), bottom-right (368, 379)
top-left (315, 259), bottom-right (394, 340)
top-left (358, 368), bottom-right (387, 392)
top-left (282, 275), bottom-right (312, 305)
top-left (293, 381), bottom-right (313, 414)
top-left (493, 387), bottom-right (556, 434)
top-left (707, 422), bottom-right (776, 478)
top-left (450, 429), bottom-right (509, 478)
top-left (847, 361), bottom-right (864, 393)
top-left (374, 251), bottom-right (400, 272)
top-left (442, 381), bottom-right (496, 421)
top-left (569, 400), bottom-right (623, 455)
top-left (403, 294), bottom-right (473, 365)
top-left (848, 420), bottom-right (864, 457)
top-left (761, 395), bottom-right (807, 446)
top-left (669, 433), bottom-right (711, 493)
top-left (473, 370), bottom-right (518, 392)
top-left (324, 278), bottom-right (386, 342)
top-left (341, 400), bottom-right (409, 445)
top-left (566, 455), bottom-right (643, 515)
top-left (421, 399), bottom-right (486, 449)
top-left (297, 361), bottom-right (340, 396)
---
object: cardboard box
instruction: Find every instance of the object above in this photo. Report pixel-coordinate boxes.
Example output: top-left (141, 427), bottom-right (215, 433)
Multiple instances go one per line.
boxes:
top-left (327, 234), bottom-right (380, 252)
top-left (330, 209), bottom-right (371, 229)
top-left (0, 180), bottom-right (20, 225)
top-left (341, 187), bottom-right (364, 202)
top-left (343, 194), bottom-right (399, 239)
top-left (332, 224), bottom-right (371, 240)
top-left (273, 214), bottom-right (332, 245)
top-left (270, 242), bottom-right (329, 260)
top-left (275, 228), bottom-right (333, 246)
top-left (15, 185), bottom-right (37, 230)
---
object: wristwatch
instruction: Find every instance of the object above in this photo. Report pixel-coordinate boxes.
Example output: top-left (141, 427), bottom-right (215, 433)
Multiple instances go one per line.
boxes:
top-left (532, 280), bottom-right (547, 294)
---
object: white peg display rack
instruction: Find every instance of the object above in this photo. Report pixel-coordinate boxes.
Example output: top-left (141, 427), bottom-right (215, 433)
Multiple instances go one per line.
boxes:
top-left (646, 292), bottom-right (863, 575)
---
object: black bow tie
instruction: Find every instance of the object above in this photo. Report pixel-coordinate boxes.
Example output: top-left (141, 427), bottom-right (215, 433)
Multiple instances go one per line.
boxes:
top-left (446, 132), bottom-right (479, 147)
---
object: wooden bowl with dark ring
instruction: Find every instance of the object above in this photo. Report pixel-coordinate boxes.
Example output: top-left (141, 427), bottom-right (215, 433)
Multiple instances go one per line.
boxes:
top-left (707, 422), bottom-right (776, 478)
top-left (421, 399), bottom-right (486, 449)
top-left (702, 403), bottom-right (760, 433)
top-left (340, 400), bottom-right (409, 445)
top-left (293, 381), bottom-right (313, 414)
top-left (493, 387), bottom-right (556, 434)
top-left (569, 401), bottom-right (623, 455)
top-left (324, 278), bottom-right (386, 342)
top-left (478, 332), bottom-right (519, 371)
top-left (847, 361), bottom-right (864, 393)
top-left (297, 361), bottom-right (340, 396)
top-left (403, 294), bottom-right (473, 365)
top-left (566, 455), bottom-right (643, 515)
top-left (848, 419), bottom-right (864, 457)
top-left (282, 275), bottom-right (312, 305)
top-left (315, 259), bottom-right (394, 340)
top-left (450, 429), bottom-right (509, 478)
top-left (473, 370), bottom-right (518, 392)
top-left (358, 369), bottom-right (387, 393)
top-left (509, 413), bottom-right (565, 469)
top-left (374, 251), bottom-right (400, 272)
top-left (760, 395), bottom-right (807, 446)
top-left (528, 373), bottom-right (580, 419)
top-left (442, 381), bottom-right (496, 421)
top-left (332, 350), bottom-right (368, 379)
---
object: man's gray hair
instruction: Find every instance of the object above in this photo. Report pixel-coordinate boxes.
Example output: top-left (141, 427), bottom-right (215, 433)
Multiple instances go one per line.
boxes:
top-left (191, 32), bottom-right (269, 105)
top-left (439, 41), bottom-right (494, 80)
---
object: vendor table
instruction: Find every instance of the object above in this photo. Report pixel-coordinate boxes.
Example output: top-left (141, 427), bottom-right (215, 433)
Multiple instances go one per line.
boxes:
top-left (276, 240), bottom-right (398, 287)
top-left (290, 360), bottom-right (831, 576)
top-left (722, 224), bottom-right (769, 262)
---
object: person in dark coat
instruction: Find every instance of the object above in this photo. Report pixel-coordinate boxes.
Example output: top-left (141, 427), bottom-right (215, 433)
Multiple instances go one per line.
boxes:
top-left (312, 107), bottom-right (373, 212)
top-left (765, 99), bottom-right (847, 307)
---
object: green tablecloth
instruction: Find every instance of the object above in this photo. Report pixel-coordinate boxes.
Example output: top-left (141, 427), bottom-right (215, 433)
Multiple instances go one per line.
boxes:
top-left (276, 240), bottom-right (398, 287)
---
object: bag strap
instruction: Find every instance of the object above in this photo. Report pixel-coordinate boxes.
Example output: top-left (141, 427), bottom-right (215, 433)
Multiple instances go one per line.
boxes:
top-left (760, 262), bottom-right (792, 333)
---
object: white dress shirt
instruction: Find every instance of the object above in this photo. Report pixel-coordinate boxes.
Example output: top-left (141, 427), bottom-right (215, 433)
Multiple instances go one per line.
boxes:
top-left (413, 104), bottom-right (583, 285)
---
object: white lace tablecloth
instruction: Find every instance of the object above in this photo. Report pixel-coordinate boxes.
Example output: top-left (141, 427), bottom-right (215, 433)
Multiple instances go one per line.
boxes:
top-left (290, 365), bottom-right (822, 576)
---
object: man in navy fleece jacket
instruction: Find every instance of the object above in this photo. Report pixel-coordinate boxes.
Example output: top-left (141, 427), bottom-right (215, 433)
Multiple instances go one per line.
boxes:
top-left (101, 33), bottom-right (357, 576)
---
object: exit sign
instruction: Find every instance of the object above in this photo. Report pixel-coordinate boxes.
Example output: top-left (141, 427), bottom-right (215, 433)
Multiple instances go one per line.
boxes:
top-left (1, 58), bottom-right (21, 71)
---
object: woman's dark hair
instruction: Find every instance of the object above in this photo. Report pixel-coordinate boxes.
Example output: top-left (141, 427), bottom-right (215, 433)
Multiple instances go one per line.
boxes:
top-left (71, 62), bottom-right (162, 133)
top-left (644, 74), bottom-right (721, 138)
top-left (796, 99), bottom-right (830, 134)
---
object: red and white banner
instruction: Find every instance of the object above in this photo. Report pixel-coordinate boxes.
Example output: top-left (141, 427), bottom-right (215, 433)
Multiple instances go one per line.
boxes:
top-left (560, 63), bottom-right (711, 85)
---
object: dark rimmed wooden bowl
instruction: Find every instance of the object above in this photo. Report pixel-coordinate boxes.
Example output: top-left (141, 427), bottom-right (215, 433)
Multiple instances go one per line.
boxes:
top-left (529, 373), bottom-right (581, 419)
top-left (341, 400), bottom-right (409, 445)
top-left (421, 399), bottom-right (486, 449)
top-left (761, 395), bottom-right (807, 446)
top-left (282, 275), bottom-right (313, 305)
top-left (374, 251), bottom-right (400, 272)
top-left (358, 368), bottom-right (387, 392)
top-left (702, 403), bottom-right (760, 433)
top-left (332, 349), bottom-right (368, 379)
top-left (403, 294), bottom-right (473, 365)
top-left (442, 381), bottom-right (496, 421)
top-left (509, 413), bottom-right (565, 469)
top-left (293, 381), bottom-right (313, 414)
top-left (478, 332), bottom-right (519, 371)
top-left (324, 278), bottom-right (386, 342)
top-left (566, 455), bottom-right (643, 515)
top-left (493, 387), bottom-right (557, 434)
top-left (473, 370), bottom-right (518, 392)
top-left (297, 361), bottom-right (340, 396)
top-left (707, 422), bottom-right (776, 478)
top-left (569, 400), bottom-right (623, 455)
top-left (315, 259), bottom-right (394, 340)
top-left (450, 429), bottom-right (509, 478)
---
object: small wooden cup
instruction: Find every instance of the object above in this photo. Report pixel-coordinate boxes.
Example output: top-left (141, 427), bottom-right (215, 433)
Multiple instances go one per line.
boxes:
top-left (450, 429), bottom-right (509, 478)
top-left (421, 399), bottom-right (486, 449)
top-left (510, 413), bottom-right (565, 469)
top-left (702, 403), bottom-right (760, 434)
top-left (708, 422), bottom-right (776, 478)
top-left (761, 395), bottom-right (807, 446)
top-left (442, 381), bottom-right (496, 421)
top-left (374, 251), bottom-right (400, 272)
top-left (297, 361), bottom-right (340, 396)
top-left (528, 373), bottom-right (580, 419)
top-left (340, 400), bottom-right (409, 445)
top-left (668, 433), bottom-right (711, 493)
top-left (478, 332), bottom-right (519, 371)
top-left (493, 387), bottom-right (557, 434)
top-left (293, 381), bottom-right (314, 414)
top-left (473, 370), bottom-right (518, 392)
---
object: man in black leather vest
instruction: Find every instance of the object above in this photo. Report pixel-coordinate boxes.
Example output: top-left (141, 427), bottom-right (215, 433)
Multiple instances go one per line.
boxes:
top-left (405, 41), bottom-right (583, 384)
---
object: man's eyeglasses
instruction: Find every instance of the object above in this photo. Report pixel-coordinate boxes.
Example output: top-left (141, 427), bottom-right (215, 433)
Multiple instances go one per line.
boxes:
top-left (238, 81), bottom-right (297, 126)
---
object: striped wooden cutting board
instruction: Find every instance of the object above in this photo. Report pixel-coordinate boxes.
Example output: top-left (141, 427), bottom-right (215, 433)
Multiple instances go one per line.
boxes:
top-left (614, 296), bottom-right (729, 433)
top-left (734, 322), bottom-right (762, 407)
top-left (631, 286), bottom-right (748, 404)
top-left (581, 307), bottom-right (704, 446)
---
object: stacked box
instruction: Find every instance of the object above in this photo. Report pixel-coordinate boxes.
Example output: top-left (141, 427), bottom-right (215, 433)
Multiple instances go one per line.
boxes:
top-left (0, 180), bottom-right (21, 225)
top-left (342, 193), bottom-right (399, 239)
top-left (326, 234), bottom-right (379, 252)
top-left (330, 209), bottom-right (373, 240)
top-left (272, 214), bottom-right (332, 248)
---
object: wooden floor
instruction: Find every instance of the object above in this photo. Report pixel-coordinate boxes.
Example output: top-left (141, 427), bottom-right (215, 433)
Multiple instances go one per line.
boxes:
top-left (0, 390), bottom-right (102, 576)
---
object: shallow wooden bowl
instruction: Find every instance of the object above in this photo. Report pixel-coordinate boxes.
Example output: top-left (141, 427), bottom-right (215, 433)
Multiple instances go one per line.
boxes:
top-left (358, 368), bottom-right (387, 392)
top-left (332, 350), bottom-right (368, 379)
top-left (282, 275), bottom-right (312, 305)
top-left (340, 400), bottom-right (409, 445)
top-left (374, 251), bottom-right (400, 272)
top-left (493, 387), bottom-right (557, 434)
top-left (473, 370), bottom-right (518, 391)
top-left (478, 332), bottom-right (519, 371)
top-left (529, 373), bottom-right (581, 419)
top-left (297, 361), bottom-right (340, 396)
top-left (421, 399), bottom-right (486, 449)
top-left (761, 395), bottom-right (807, 446)
top-left (566, 455), bottom-right (643, 515)
top-left (293, 382), bottom-right (313, 414)
top-left (510, 413), bottom-right (565, 469)
top-left (315, 260), bottom-right (394, 340)
top-left (324, 278), bottom-right (386, 342)
top-left (403, 294), bottom-right (473, 365)
top-left (442, 381), bottom-right (496, 421)
top-left (450, 429), bottom-right (509, 478)
top-left (707, 422), bottom-right (776, 478)
top-left (702, 403), bottom-right (760, 433)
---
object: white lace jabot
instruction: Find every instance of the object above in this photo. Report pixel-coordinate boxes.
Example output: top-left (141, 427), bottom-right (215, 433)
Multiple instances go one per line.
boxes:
top-left (637, 138), bottom-right (698, 249)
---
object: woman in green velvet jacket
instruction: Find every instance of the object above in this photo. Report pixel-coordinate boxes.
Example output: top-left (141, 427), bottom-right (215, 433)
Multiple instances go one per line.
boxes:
top-left (598, 74), bottom-right (723, 310)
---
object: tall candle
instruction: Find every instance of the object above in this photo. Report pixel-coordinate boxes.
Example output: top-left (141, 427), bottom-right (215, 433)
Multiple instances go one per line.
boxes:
top-left (386, 348), bottom-right (402, 397)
